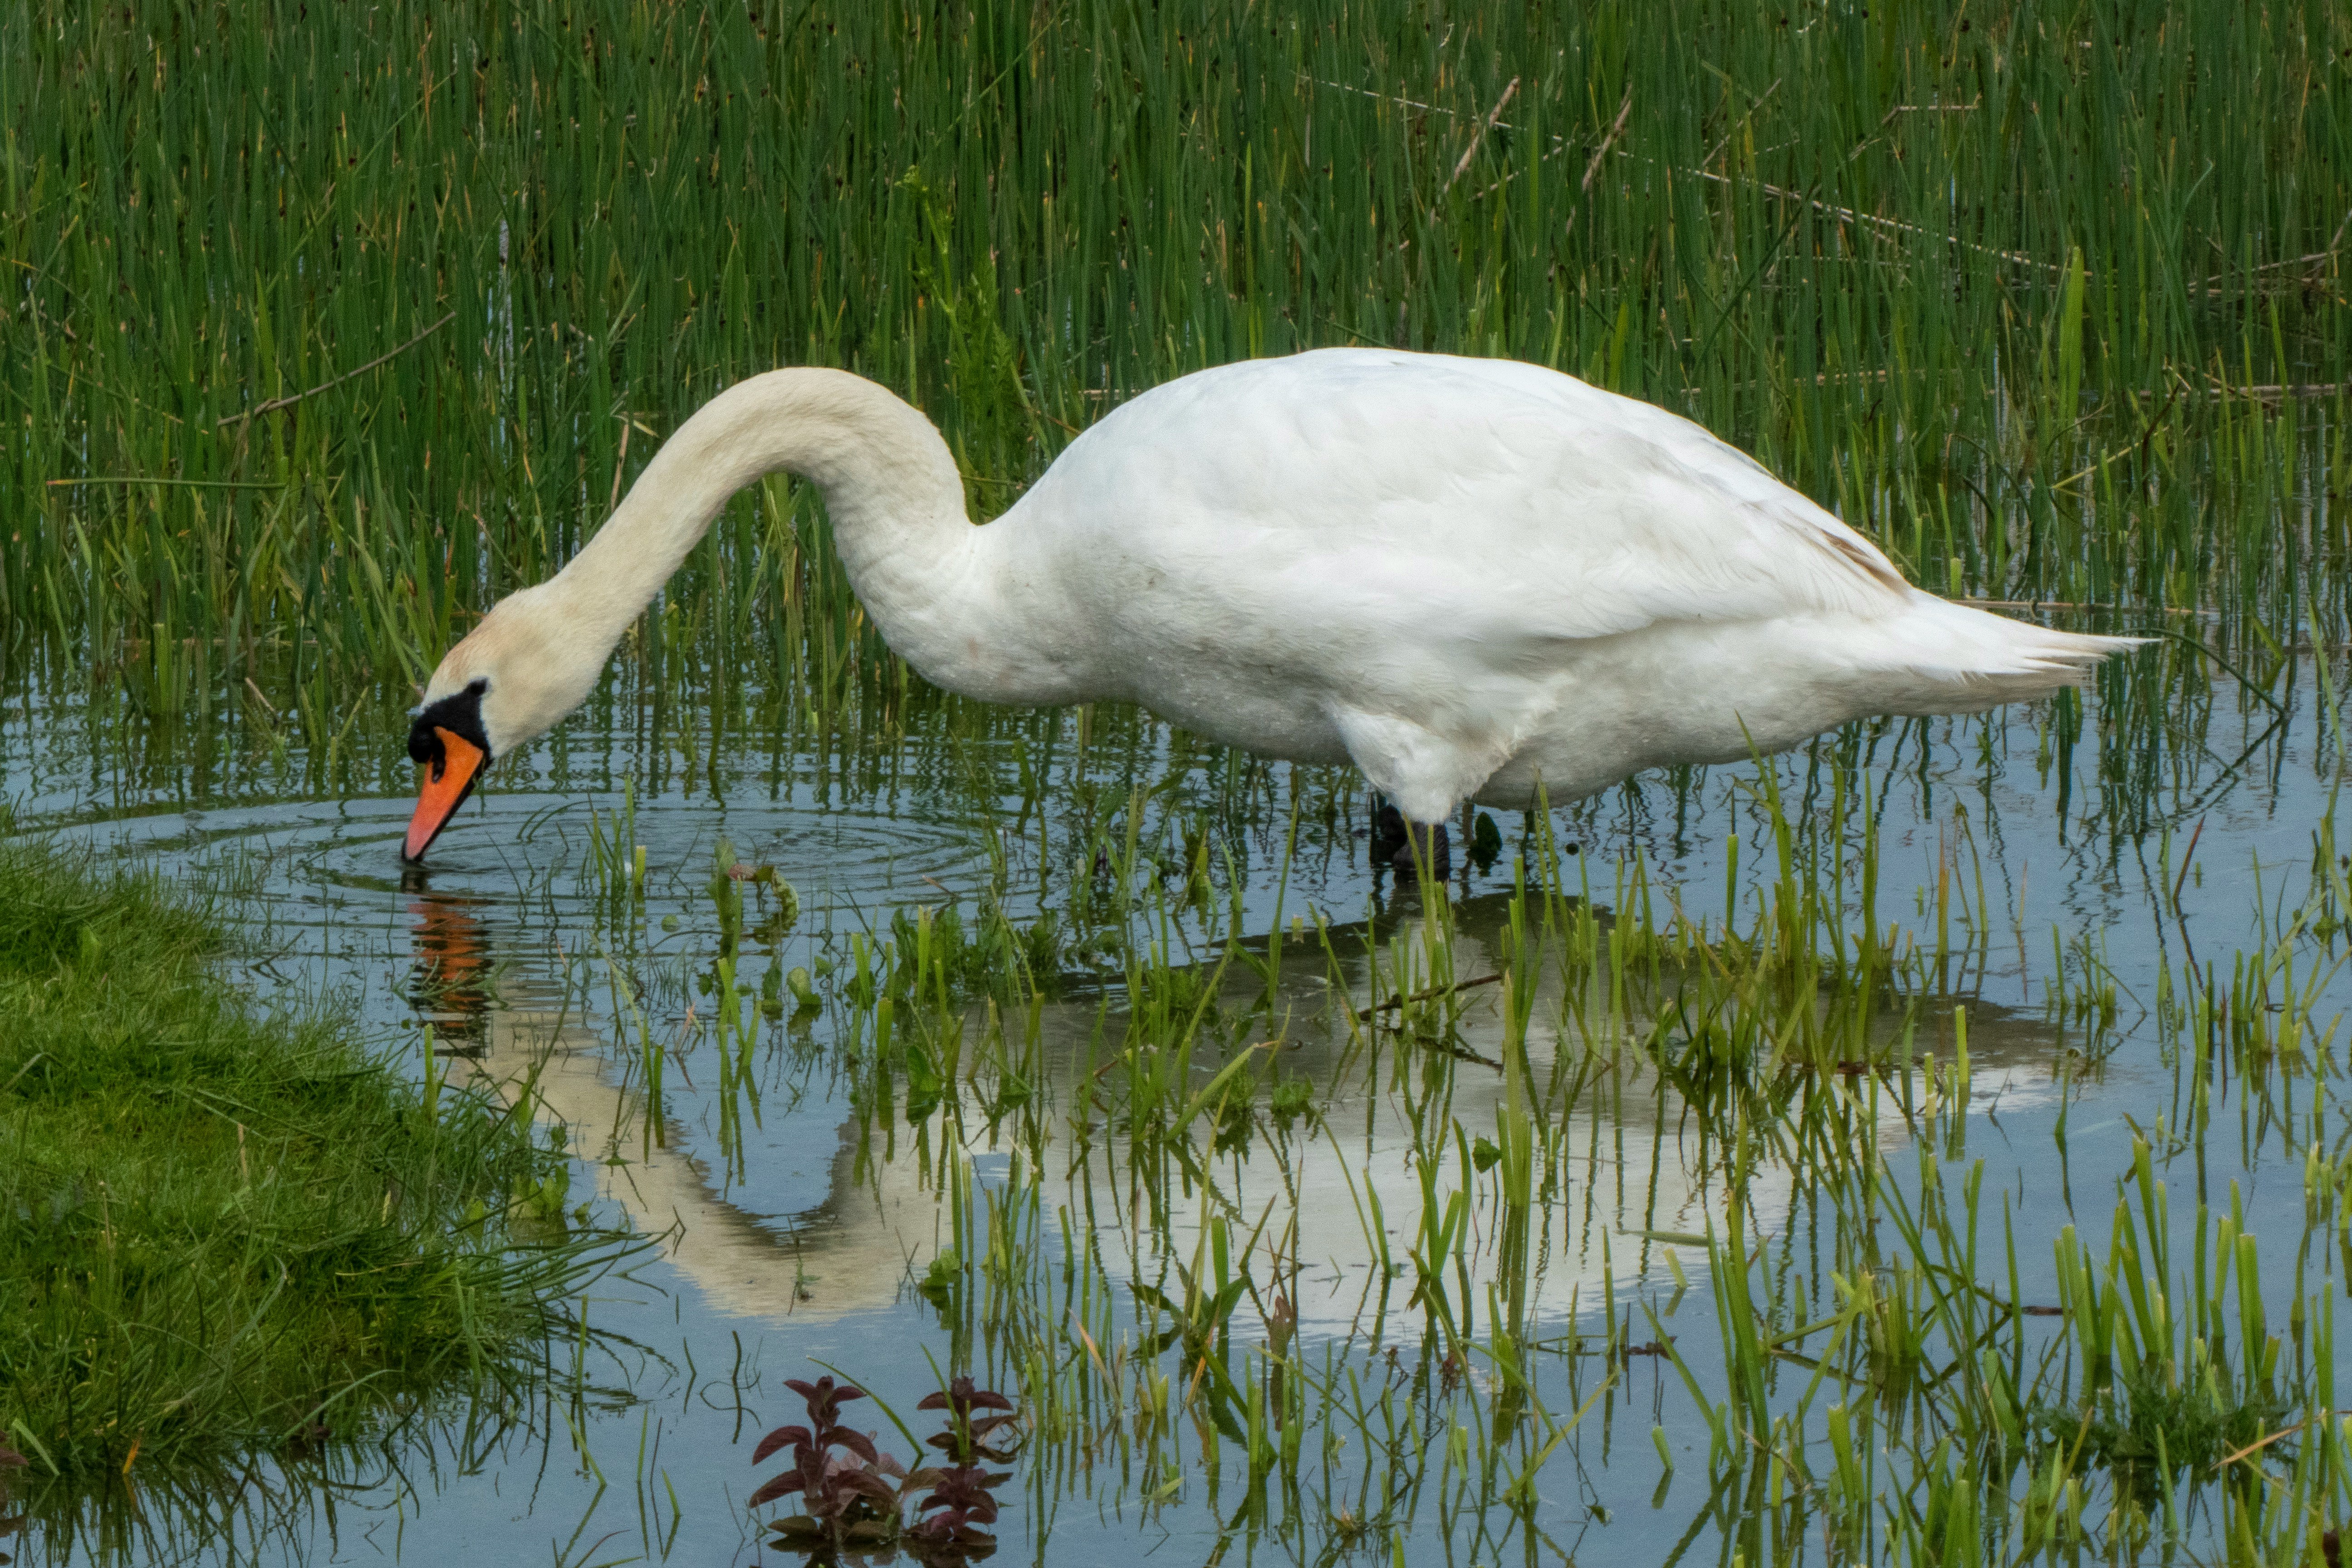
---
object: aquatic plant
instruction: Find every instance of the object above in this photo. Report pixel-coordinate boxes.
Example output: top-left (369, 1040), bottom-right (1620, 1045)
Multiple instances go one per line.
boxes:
top-left (750, 1374), bottom-right (1017, 1560)
top-left (750, 1377), bottom-right (912, 1550)
top-left (906, 1378), bottom-right (1017, 1558)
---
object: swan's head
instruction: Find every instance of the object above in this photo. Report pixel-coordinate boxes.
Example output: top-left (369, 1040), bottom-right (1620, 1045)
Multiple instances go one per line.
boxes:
top-left (402, 583), bottom-right (603, 861)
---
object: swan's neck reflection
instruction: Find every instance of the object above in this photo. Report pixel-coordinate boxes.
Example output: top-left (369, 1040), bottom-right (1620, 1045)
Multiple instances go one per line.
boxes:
top-left (406, 894), bottom-right (916, 1322)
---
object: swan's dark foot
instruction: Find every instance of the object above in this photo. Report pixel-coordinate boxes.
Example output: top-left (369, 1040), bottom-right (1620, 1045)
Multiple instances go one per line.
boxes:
top-left (1398, 822), bottom-right (1451, 880)
top-left (1370, 799), bottom-right (1450, 880)
top-left (1468, 811), bottom-right (1504, 872)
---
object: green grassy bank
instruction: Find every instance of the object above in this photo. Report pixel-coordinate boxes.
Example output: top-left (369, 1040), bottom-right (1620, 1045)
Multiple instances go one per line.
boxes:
top-left (0, 835), bottom-right (608, 1479)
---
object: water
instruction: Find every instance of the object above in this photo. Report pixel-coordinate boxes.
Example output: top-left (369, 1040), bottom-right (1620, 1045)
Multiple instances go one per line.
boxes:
top-left (3, 637), bottom-right (2346, 1564)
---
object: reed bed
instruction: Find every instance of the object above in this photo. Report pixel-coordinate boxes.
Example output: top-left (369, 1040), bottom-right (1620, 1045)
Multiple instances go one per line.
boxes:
top-left (2, 0), bottom-right (2347, 732)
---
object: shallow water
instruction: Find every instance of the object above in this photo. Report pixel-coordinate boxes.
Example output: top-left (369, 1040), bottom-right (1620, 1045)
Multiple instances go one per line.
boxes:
top-left (3, 637), bottom-right (2347, 1564)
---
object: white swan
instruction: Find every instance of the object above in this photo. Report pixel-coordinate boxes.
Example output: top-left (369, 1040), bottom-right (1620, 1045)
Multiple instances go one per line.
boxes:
top-left (402, 349), bottom-right (2137, 861)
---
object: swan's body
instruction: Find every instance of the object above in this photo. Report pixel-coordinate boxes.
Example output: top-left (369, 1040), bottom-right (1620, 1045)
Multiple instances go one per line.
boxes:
top-left (403, 350), bottom-right (2135, 859)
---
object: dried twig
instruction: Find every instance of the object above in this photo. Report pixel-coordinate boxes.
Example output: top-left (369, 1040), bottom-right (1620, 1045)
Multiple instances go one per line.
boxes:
top-left (218, 309), bottom-right (456, 429)
top-left (606, 419), bottom-right (632, 513)
top-left (1881, 102), bottom-right (1980, 125)
top-left (2210, 1421), bottom-right (2303, 1472)
top-left (1444, 80), bottom-right (1632, 220)
top-left (1677, 163), bottom-right (2058, 273)
top-left (1355, 971), bottom-right (1505, 1021)
top-left (1440, 77), bottom-right (1519, 199)
top-left (2197, 207), bottom-right (2351, 291)
top-left (1319, 75), bottom-right (2058, 274)
top-left (2214, 380), bottom-right (2352, 402)
top-left (1580, 86), bottom-right (1636, 196)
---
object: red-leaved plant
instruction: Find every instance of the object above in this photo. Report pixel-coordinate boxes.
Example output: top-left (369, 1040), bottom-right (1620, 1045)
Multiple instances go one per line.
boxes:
top-left (750, 1373), bottom-right (1019, 1562)
top-left (903, 1377), bottom-right (1016, 1556)
top-left (749, 1377), bottom-right (919, 1549)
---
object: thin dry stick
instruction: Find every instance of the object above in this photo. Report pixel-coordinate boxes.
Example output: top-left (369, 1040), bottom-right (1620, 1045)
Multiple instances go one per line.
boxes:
top-left (606, 419), bottom-right (633, 513)
top-left (1446, 82), bottom-right (1629, 209)
top-left (1556, 85), bottom-right (1637, 234)
top-left (1356, 971), bottom-right (1505, 1021)
top-left (1880, 102), bottom-right (1980, 124)
top-left (2196, 206), bottom-right (2351, 290)
top-left (2170, 815), bottom-right (2206, 914)
top-left (1674, 162), bottom-right (2059, 274)
top-left (1582, 88), bottom-right (1636, 194)
top-left (2211, 1422), bottom-right (2304, 1471)
top-left (2214, 380), bottom-right (2352, 401)
top-left (218, 309), bottom-right (456, 429)
top-left (1705, 78), bottom-right (1784, 176)
top-left (47, 475), bottom-right (282, 489)
top-left (1322, 75), bottom-right (2058, 274)
top-left (1440, 77), bottom-right (1519, 200)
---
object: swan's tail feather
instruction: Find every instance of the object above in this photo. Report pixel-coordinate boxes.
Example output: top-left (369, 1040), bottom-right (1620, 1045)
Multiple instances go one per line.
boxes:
top-left (1857, 595), bottom-right (2147, 714)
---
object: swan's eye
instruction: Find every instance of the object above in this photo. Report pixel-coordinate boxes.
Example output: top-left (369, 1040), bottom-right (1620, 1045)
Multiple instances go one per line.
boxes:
top-left (409, 681), bottom-right (490, 769)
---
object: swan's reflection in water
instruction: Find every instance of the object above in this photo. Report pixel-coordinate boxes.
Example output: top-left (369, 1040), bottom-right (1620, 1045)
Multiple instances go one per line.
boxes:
top-left (407, 892), bottom-right (943, 1321)
top-left (403, 889), bottom-right (2077, 1338)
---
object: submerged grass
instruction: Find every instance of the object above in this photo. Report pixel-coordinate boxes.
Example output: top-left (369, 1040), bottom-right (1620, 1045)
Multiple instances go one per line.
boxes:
top-left (0, 833), bottom-right (617, 1479)
top-left (665, 711), bottom-right (2346, 1564)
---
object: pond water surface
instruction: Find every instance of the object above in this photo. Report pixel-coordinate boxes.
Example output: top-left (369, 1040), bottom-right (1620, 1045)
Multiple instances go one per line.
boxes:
top-left (4, 633), bottom-right (2346, 1565)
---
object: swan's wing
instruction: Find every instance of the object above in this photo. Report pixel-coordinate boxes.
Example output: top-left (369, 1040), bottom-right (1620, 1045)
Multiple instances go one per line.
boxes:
top-left (1029, 348), bottom-right (1909, 661)
top-left (996, 350), bottom-right (2127, 818)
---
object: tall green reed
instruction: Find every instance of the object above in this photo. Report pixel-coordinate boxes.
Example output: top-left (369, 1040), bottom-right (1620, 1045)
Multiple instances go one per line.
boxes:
top-left (4, 0), bottom-right (2344, 735)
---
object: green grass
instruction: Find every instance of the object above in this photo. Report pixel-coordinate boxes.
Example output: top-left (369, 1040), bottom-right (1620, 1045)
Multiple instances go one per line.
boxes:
top-left (0, 835), bottom-right (611, 1478)
top-left (0, 0), bottom-right (2344, 760)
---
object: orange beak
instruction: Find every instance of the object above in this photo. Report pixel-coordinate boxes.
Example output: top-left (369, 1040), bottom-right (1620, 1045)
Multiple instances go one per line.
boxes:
top-left (403, 728), bottom-right (486, 862)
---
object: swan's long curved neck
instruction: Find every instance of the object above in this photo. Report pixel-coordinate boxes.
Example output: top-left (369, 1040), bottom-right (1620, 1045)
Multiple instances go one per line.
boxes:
top-left (546, 369), bottom-right (1042, 698)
